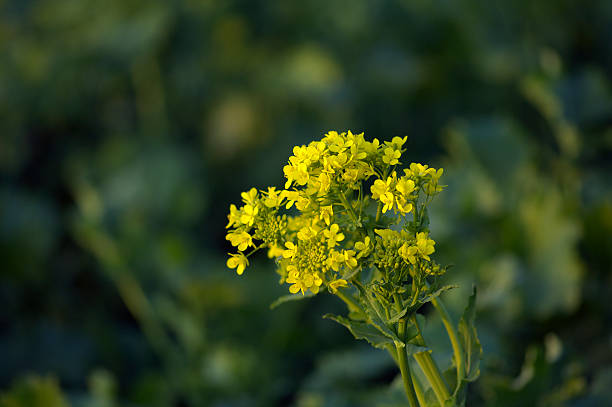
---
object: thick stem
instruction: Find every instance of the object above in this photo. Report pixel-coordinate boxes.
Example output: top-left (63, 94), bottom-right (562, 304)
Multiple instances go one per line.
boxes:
top-left (411, 315), bottom-right (451, 405)
top-left (431, 289), bottom-right (465, 384)
top-left (393, 294), bottom-right (420, 406)
top-left (396, 342), bottom-right (419, 407)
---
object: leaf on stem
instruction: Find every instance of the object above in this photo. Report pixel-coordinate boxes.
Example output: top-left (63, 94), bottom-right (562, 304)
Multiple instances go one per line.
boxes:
top-left (323, 314), bottom-right (397, 350)
top-left (270, 291), bottom-right (316, 309)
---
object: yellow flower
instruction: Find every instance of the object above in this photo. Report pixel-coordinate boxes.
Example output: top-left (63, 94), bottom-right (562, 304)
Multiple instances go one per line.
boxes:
top-left (382, 147), bottom-right (401, 165)
top-left (298, 225), bottom-right (318, 241)
top-left (263, 187), bottom-right (284, 208)
top-left (415, 232), bottom-right (435, 261)
top-left (226, 204), bottom-right (241, 228)
top-left (396, 177), bottom-right (415, 197)
top-left (407, 163), bottom-right (433, 178)
top-left (283, 241), bottom-right (298, 258)
top-left (371, 178), bottom-right (392, 200)
top-left (324, 224), bottom-right (345, 248)
top-left (318, 172), bottom-right (331, 194)
top-left (379, 191), bottom-right (395, 213)
top-left (342, 250), bottom-right (358, 268)
top-left (395, 197), bottom-right (413, 214)
top-left (328, 279), bottom-right (348, 293)
top-left (241, 188), bottom-right (258, 206)
top-left (424, 168), bottom-right (444, 195)
top-left (226, 231), bottom-right (253, 251)
top-left (399, 243), bottom-right (418, 265)
top-left (319, 205), bottom-right (334, 226)
top-left (239, 204), bottom-right (258, 226)
top-left (281, 190), bottom-right (300, 209)
top-left (267, 244), bottom-right (284, 258)
top-left (227, 253), bottom-right (249, 275)
top-left (354, 236), bottom-right (372, 259)
top-left (326, 249), bottom-right (344, 271)
top-left (283, 163), bottom-right (309, 189)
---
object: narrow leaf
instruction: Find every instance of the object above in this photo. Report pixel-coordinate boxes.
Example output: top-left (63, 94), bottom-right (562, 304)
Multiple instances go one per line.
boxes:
top-left (457, 286), bottom-right (482, 382)
top-left (323, 314), bottom-right (396, 350)
top-left (270, 291), bottom-right (316, 309)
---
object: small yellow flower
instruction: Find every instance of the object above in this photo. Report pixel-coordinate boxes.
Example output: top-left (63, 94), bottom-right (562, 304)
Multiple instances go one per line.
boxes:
top-left (415, 232), bottom-right (435, 261)
top-left (328, 279), bottom-right (348, 293)
top-left (241, 188), bottom-right (258, 206)
top-left (382, 147), bottom-right (401, 165)
top-left (319, 205), bottom-right (334, 226)
top-left (226, 204), bottom-right (241, 228)
top-left (267, 244), bottom-right (284, 258)
top-left (281, 190), bottom-right (300, 209)
top-left (396, 177), bottom-right (415, 197)
top-left (318, 173), bottom-right (331, 194)
top-left (226, 231), bottom-right (253, 251)
top-left (284, 163), bottom-right (309, 189)
top-left (326, 250), bottom-right (344, 271)
top-left (239, 204), bottom-right (258, 226)
top-left (227, 253), bottom-right (249, 275)
top-left (263, 187), bottom-right (284, 208)
top-left (399, 243), bottom-right (418, 264)
top-left (324, 224), bottom-right (345, 248)
top-left (297, 224), bottom-right (319, 241)
top-left (342, 250), bottom-right (358, 268)
top-left (354, 236), bottom-right (372, 259)
top-left (283, 241), bottom-right (298, 258)
top-left (371, 178), bottom-right (392, 201)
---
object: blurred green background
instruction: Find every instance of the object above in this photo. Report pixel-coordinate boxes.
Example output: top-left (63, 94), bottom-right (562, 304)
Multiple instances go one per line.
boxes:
top-left (1, 1), bottom-right (611, 406)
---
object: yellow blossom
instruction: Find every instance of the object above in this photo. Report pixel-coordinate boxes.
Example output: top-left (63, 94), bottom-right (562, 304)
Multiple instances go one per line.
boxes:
top-left (226, 204), bottom-right (241, 228)
top-left (283, 241), bottom-right (298, 258)
top-left (226, 231), bottom-right (253, 251)
top-left (399, 243), bottom-right (418, 264)
top-left (227, 253), bottom-right (249, 275)
top-left (396, 177), bottom-right (415, 197)
top-left (415, 232), bottom-right (435, 261)
top-left (354, 236), bottom-right (372, 259)
top-left (328, 279), bottom-right (348, 293)
top-left (267, 244), bottom-right (284, 258)
top-left (382, 147), bottom-right (401, 165)
top-left (241, 188), bottom-right (258, 206)
top-left (263, 187), bottom-right (284, 208)
top-left (342, 250), bottom-right (358, 268)
top-left (324, 224), bottom-right (345, 248)
top-left (239, 204), bottom-right (258, 226)
top-left (319, 205), bottom-right (334, 225)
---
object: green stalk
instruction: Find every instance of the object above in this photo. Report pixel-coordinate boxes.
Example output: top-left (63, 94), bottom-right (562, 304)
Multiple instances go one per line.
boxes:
top-left (431, 295), bottom-right (465, 382)
top-left (410, 315), bottom-right (451, 405)
top-left (393, 294), bottom-right (420, 406)
top-left (411, 362), bottom-right (427, 407)
top-left (396, 341), bottom-right (419, 407)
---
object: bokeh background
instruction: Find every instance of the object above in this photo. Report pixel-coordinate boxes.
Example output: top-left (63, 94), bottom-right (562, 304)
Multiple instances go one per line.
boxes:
top-left (1, 1), bottom-right (612, 406)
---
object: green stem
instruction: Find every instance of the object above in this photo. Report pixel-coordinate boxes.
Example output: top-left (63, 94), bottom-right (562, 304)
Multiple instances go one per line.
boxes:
top-left (431, 295), bottom-right (465, 383)
top-left (396, 342), bottom-right (419, 407)
top-left (393, 294), bottom-right (420, 406)
top-left (411, 363), bottom-right (427, 407)
top-left (411, 315), bottom-right (451, 405)
top-left (338, 190), bottom-right (359, 225)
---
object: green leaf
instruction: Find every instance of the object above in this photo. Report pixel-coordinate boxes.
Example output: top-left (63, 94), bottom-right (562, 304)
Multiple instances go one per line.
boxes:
top-left (421, 284), bottom-right (458, 304)
top-left (458, 286), bottom-right (482, 382)
top-left (269, 291), bottom-right (316, 309)
top-left (357, 285), bottom-right (405, 347)
top-left (323, 314), bottom-right (396, 350)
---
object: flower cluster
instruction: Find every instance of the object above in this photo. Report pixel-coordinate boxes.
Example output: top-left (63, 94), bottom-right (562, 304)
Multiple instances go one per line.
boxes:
top-left (225, 130), bottom-right (445, 298)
